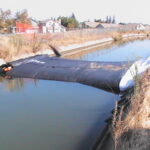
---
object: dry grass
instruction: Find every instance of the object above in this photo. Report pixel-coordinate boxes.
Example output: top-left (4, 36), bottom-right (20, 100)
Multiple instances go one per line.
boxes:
top-left (111, 32), bottom-right (123, 41)
top-left (113, 69), bottom-right (150, 150)
top-left (49, 29), bottom-right (111, 46)
top-left (0, 34), bottom-right (49, 61)
top-left (0, 29), bottom-right (149, 61)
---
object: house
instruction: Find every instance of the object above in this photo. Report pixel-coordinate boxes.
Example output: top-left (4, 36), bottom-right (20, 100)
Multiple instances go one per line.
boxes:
top-left (39, 19), bottom-right (66, 33)
top-left (145, 24), bottom-right (150, 30)
top-left (97, 23), bottom-right (122, 29)
top-left (123, 23), bottom-right (146, 30)
top-left (137, 24), bottom-right (145, 30)
top-left (13, 19), bottom-right (39, 34)
top-left (82, 21), bottom-right (121, 29)
top-left (82, 21), bottom-right (100, 28)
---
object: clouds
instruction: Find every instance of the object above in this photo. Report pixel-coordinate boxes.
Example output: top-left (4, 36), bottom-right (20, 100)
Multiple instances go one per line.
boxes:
top-left (1, 0), bottom-right (150, 24)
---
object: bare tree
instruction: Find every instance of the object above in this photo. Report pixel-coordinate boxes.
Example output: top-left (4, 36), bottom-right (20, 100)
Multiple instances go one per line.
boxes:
top-left (15, 9), bottom-right (31, 24)
top-left (0, 8), bottom-right (13, 32)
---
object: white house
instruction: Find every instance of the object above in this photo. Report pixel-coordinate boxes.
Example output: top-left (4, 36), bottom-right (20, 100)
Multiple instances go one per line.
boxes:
top-left (39, 19), bottom-right (66, 33)
top-left (123, 23), bottom-right (146, 31)
top-left (136, 24), bottom-right (145, 30)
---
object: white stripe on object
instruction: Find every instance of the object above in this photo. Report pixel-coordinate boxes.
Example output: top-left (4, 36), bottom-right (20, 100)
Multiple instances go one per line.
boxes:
top-left (14, 59), bottom-right (45, 66)
top-left (119, 56), bottom-right (150, 91)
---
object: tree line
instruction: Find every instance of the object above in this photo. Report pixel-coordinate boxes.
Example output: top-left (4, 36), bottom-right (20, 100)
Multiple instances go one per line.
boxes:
top-left (94, 16), bottom-right (116, 24)
top-left (57, 13), bottom-right (79, 29)
top-left (0, 9), bottom-right (31, 33)
top-left (0, 9), bottom-right (79, 33)
top-left (0, 8), bottom-right (116, 33)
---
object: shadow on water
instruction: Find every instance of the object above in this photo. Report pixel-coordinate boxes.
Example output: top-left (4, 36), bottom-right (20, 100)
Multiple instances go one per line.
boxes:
top-left (75, 89), bottom-right (119, 150)
top-left (76, 114), bottom-right (113, 150)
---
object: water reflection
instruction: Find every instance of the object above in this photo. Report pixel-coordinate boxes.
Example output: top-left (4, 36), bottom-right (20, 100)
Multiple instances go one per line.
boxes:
top-left (0, 77), bottom-right (38, 92)
top-left (2, 38), bottom-right (149, 150)
top-left (0, 78), bottom-right (119, 150)
top-left (65, 38), bottom-right (150, 61)
top-left (79, 39), bottom-right (150, 62)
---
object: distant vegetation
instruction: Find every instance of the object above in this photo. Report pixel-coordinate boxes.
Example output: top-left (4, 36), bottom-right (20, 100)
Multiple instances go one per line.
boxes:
top-left (0, 9), bottom-right (80, 33)
top-left (0, 9), bottom-right (31, 33)
top-left (0, 29), bottom-right (149, 61)
top-left (0, 8), bottom-right (117, 33)
top-left (94, 16), bottom-right (116, 24)
top-left (58, 13), bottom-right (79, 29)
top-left (0, 9), bottom-right (149, 62)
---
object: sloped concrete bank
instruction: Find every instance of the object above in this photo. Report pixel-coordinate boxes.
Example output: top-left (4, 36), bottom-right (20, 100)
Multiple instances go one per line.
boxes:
top-left (59, 33), bottom-right (147, 57)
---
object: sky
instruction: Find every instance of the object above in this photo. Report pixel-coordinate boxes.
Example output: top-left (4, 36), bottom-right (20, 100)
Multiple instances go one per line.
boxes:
top-left (1, 0), bottom-right (150, 24)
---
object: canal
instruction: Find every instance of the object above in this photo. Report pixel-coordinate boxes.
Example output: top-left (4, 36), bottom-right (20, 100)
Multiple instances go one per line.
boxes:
top-left (0, 39), bottom-right (150, 150)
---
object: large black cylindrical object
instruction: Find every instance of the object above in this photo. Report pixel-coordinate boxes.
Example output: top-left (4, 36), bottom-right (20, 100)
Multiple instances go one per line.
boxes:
top-left (6, 55), bottom-right (129, 93)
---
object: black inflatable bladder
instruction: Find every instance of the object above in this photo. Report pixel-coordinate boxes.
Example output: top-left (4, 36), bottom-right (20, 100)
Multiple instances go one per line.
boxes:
top-left (4, 55), bottom-right (131, 93)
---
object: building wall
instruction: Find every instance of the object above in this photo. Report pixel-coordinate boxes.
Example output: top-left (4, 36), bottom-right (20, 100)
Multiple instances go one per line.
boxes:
top-left (40, 20), bottom-right (65, 33)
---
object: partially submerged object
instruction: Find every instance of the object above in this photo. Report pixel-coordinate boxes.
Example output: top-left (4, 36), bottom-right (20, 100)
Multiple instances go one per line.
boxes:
top-left (3, 55), bottom-right (150, 93)
top-left (0, 63), bottom-right (13, 74)
top-left (49, 44), bottom-right (61, 57)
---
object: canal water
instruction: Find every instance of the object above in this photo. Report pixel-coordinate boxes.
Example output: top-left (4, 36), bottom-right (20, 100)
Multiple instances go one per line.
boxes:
top-left (0, 78), bottom-right (118, 150)
top-left (0, 39), bottom-right (150, 150)
top-left (78, 39), bottom-right (150, 61)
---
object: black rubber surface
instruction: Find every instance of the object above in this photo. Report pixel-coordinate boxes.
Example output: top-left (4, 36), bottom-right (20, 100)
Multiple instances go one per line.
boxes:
top-left (6, 55), bottom-right (129, 93)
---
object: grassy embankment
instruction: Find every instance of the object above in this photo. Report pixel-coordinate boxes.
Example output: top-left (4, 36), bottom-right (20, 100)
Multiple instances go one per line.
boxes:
top-left (0, 29), bottom-right (150, 61)
top-left (112, 69), bottom-right (150, 150)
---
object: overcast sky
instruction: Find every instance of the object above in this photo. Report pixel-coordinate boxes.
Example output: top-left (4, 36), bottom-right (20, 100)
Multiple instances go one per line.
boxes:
top-left (1, 0), bottom-right (150, 24)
